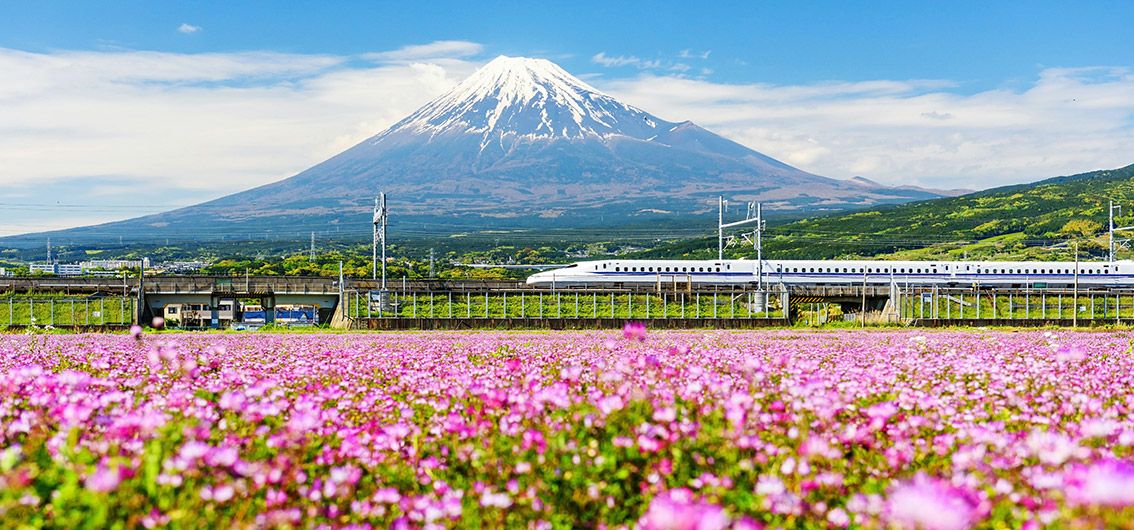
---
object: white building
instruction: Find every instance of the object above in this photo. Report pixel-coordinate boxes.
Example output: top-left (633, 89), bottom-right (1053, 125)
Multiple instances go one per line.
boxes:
top-left (80, 258), bottom-right (150, 271)
top-left (30, 263), bottom-right (84, 276)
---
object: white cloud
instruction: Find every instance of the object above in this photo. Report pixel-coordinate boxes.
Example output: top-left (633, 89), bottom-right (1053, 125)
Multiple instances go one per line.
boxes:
top-left (678, 49), bottom-right (710, 60)
top-left (600, 67), bottom-right (1134, 189)
top-left (591, 52), bottom-right (661, 69)
top-left (177, 23), bottom-right (201, 34)
top-left (0, 44), bottom-right (482, 234)
top-left (364, 40), bottom-right (483, 62)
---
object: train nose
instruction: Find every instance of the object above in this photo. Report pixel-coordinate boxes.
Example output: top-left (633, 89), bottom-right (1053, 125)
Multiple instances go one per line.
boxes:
top-left (525, 272), bottom-right (546, 285)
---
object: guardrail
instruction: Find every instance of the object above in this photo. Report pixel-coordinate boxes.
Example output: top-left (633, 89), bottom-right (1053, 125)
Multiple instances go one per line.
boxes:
top-left (343, 288), bottom-right (787, 322)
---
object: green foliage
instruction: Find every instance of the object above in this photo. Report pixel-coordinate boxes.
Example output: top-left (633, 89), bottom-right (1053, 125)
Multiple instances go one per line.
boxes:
top-left (636, 163), bottom-right (1134, 261)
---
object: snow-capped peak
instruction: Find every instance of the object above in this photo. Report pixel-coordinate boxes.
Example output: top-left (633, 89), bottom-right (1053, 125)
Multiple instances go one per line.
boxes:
top-left (374, 55), bottom-right (674, 149)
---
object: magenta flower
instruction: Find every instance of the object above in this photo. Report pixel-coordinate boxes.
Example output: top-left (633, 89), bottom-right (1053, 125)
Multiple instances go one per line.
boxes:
top-left (885, 474), bottom-right (982, 530)
top-left (201, 484), bottom-right (235, 503)
top-left (639, 488), bottom-right (730, 530)
top-left (622, 321), bottom-right (647, 341)
top-left (129, 325), bottom-right (143, 340)
top-left (84, 463), bottom-right (122, 493)
top-left (1055, 344), bottom-right (1086, 363)
top-left (1066, 459), bottom-right (1134, 506)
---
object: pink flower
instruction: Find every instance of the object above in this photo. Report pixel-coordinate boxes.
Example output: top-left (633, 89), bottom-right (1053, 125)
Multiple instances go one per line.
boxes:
top-left (201, 484), bottom-right (235, 503)
top-left (885, 474), bottom-right (982, 530)
top-left (151, 317), bottom-right (165, 329)
top-left (827, 507), bottom-right (850, 527)
top-left (1066, 459), bottom-right (1134, 506)
top-left (480, 489), bottom-right (512, 508)
top-left (639, 489), bottom-right (730, 530)
top-left (129, 325), bottom-right (143, 340)
top-left (623, 321), bottom-right (647, 341)
top-left (84, 463), bottom-right (122, 493)
top-left (1055, 344), bottom-right (1086, 363)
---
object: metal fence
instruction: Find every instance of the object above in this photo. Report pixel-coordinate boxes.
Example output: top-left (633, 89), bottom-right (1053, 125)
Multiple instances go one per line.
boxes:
top-left (897, 287), bottom-right (1134, 322)
top-left (1, 297), bottom-right (135, 328)
top-left (343, 289), bottom-right (787, 321)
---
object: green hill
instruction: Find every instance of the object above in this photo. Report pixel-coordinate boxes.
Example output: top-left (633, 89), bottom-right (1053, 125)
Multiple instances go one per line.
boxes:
top-left (634, 163), bottom-right (1134, 262)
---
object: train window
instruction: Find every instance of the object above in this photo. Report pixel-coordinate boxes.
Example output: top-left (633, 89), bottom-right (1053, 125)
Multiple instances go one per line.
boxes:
top-left (716, 267), bottom-right (721, 272)
top-left (665, 267), bottom-right (670, 272)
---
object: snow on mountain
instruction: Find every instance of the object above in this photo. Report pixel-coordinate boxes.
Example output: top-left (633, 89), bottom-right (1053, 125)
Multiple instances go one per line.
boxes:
top-left (375, 56), bottom-right (673, 150)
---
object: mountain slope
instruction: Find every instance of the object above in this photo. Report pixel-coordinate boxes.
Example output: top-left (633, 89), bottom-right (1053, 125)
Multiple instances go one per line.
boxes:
top-left (5, 56), bottom-right (942, 246)
top-left (635, 163), bottom-right (1134, 261)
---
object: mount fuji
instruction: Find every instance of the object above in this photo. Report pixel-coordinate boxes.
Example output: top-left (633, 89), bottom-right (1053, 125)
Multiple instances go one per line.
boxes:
top-left (9, 56), bottom-right (949, 245)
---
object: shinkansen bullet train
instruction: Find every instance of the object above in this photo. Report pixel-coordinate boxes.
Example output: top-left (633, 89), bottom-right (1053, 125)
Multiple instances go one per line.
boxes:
top-left (525, 259), bottom-right (1134, 288)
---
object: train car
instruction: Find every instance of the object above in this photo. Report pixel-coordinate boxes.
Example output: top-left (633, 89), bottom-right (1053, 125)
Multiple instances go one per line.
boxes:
top-left (276, 305), bottom-right (317, 325)
top-left (525, 259), bottom-right (1134, 288)
top-left (241, 304), bottom-right (267, 324)
top-left (162, 301), bottom-right (235, 328)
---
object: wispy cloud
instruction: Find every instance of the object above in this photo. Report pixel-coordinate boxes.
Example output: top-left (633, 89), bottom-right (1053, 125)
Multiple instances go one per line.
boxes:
top-left (365, 40), bottom-right (483, 62)
top-left (601, 66), bottom-right (1134, 188)
top-left (177, 23), bottom-right (201, 34)
top-left (677, 49), bottom-right (710, 60)
top-left (591, 52), bottom-right (661, 69)
top-left (0, 44), bottom-right (483, 234)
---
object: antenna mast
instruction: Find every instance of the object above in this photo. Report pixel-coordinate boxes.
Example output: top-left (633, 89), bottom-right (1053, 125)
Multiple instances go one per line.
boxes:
top-left (373, 193), bottom-right (388, 289)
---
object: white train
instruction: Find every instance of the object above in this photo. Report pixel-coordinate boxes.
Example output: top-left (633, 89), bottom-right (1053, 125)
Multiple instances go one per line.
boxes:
top-left (525, 259), bottom-right (1134, 288)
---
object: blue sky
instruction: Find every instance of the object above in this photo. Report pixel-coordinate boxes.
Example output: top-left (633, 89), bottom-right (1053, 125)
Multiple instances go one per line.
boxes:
top-left (5, 1), bottom-right (1132, 89)
top-left (1, 1), bottom-right (1133, 234)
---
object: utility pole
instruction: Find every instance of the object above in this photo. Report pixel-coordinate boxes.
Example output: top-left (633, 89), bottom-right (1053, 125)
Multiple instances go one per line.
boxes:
top-left (861, 268), bottom-right (868, 328)
top-left (429, 248), bottom-right (435, 278)
top-left (309, 232), bottom-right (315, 261)
top-left (755, 202), bottom-right (764, 292)
top-left (372, 193), bottom-right (388, 288)
top-left (718, 196), bottom-right (724, 260)
top-left (1110, 200), bottom-right (1119, 262)
top-left (718, 196), bottom-right (764, 278)
top-left (1073, 241), bottom-right (1080, 327)
top-left (46, 238), bottom-right (52, 264)
top-left (1108, 200), bottom-right (1134, 262)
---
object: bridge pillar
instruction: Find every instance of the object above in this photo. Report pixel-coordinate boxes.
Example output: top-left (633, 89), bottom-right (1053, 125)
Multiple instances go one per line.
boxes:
top-left (263, 295), bottom-right (276, 324)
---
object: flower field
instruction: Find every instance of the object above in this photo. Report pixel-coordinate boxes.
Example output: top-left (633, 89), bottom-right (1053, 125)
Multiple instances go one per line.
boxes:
top-left (2, 329), bottom-right (1133, 528)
